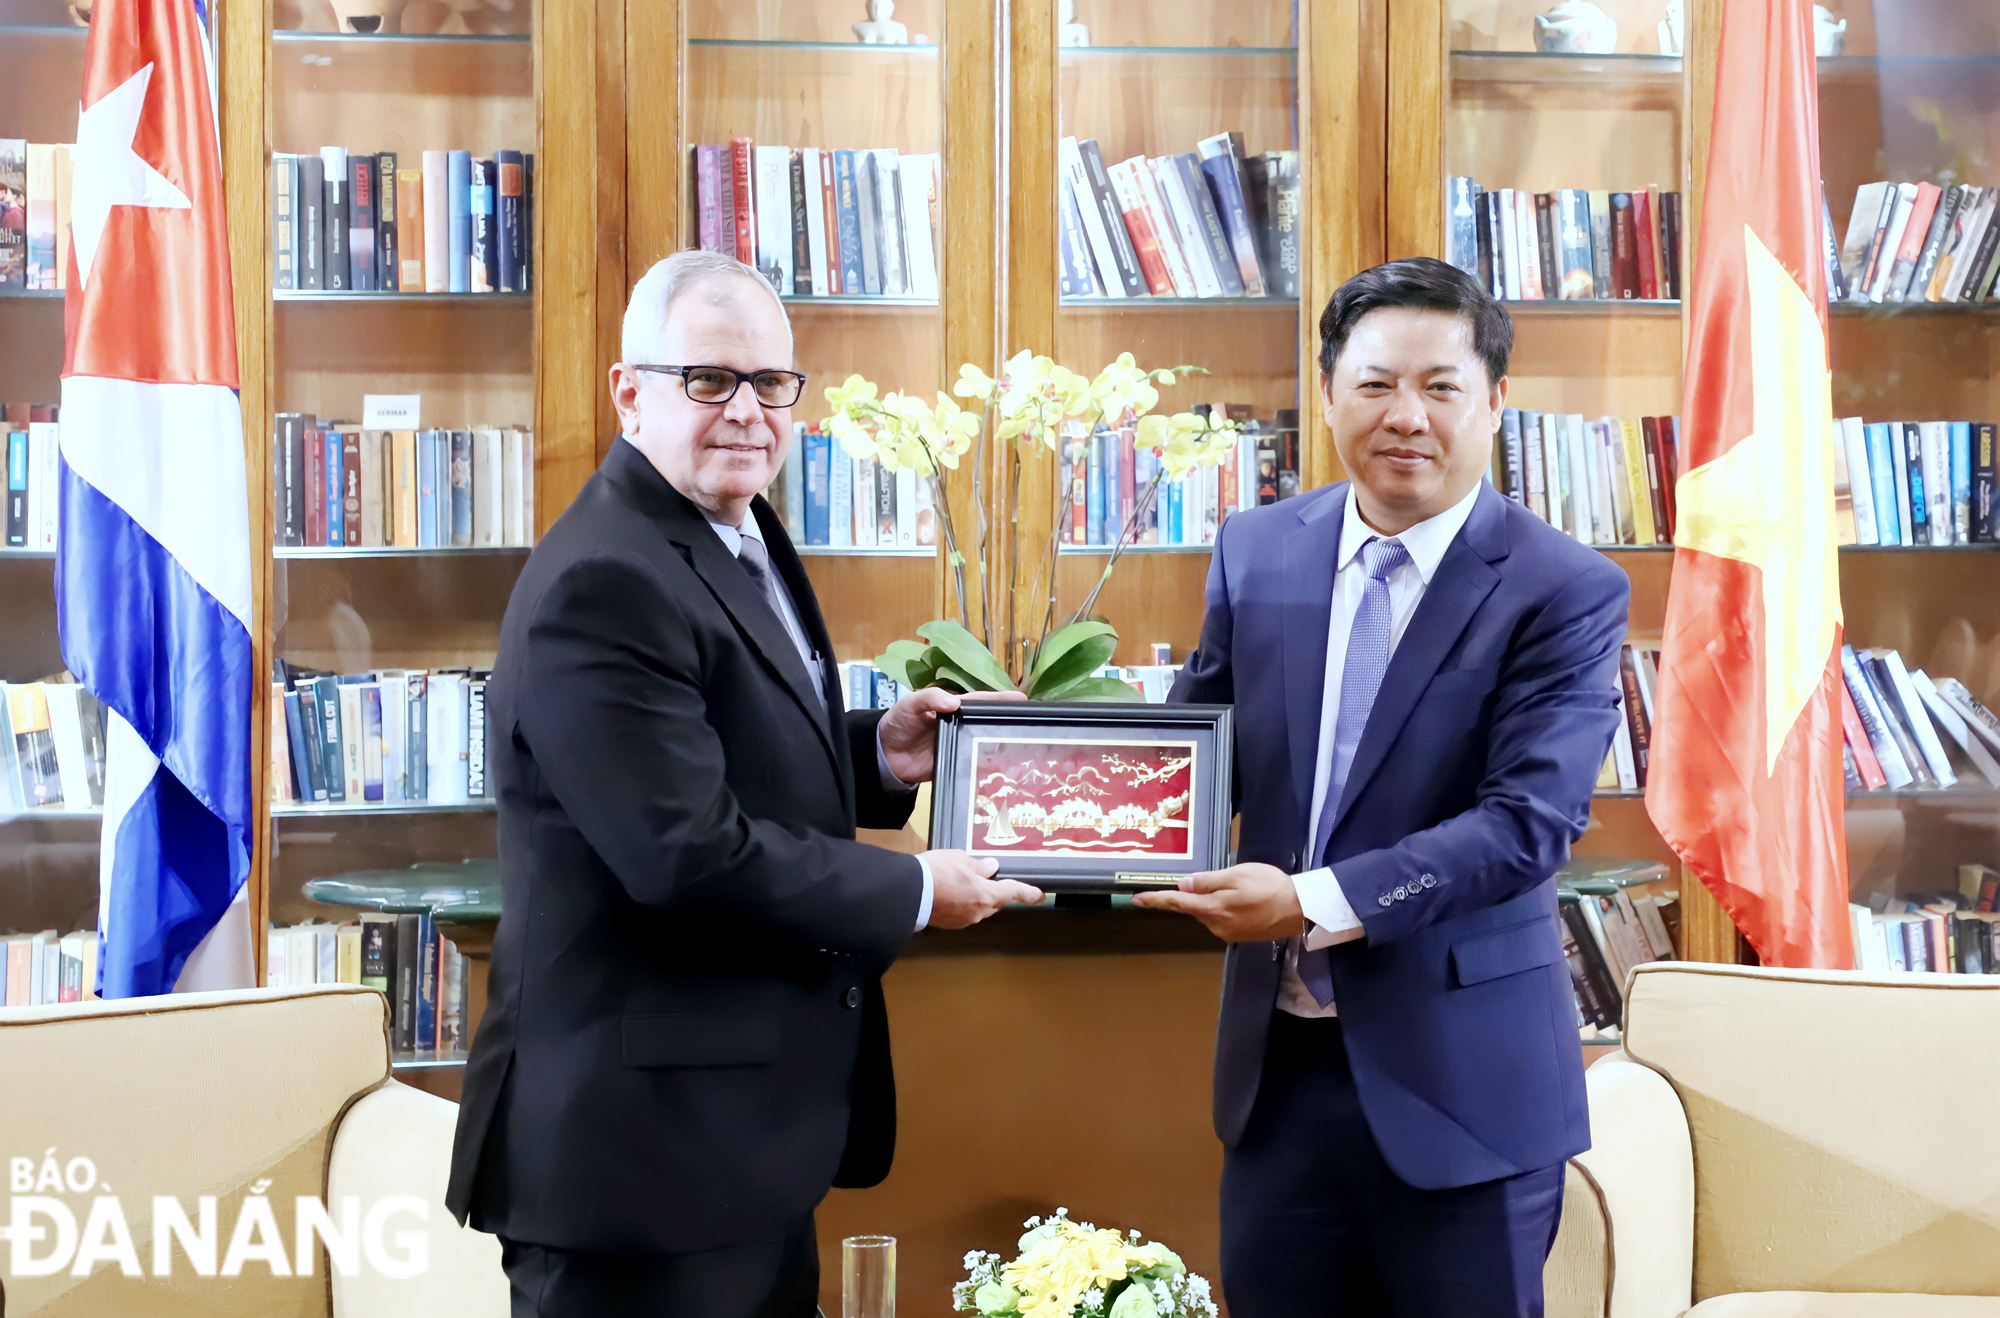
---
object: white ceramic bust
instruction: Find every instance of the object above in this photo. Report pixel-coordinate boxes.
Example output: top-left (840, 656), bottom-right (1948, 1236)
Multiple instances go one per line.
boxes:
top-left (1533, 0), bottom-right (1618, 55)
top-left (1657, 0), bottom-right (1684, 56)
top-left (327, 0), bottom-right (408, 34)
top-left (1815, 5), bottom-right (1848, 57)
top-left (852, 0), bottom-right (910, 45)
top-left (1059, 0), bottom-right (1090, 48)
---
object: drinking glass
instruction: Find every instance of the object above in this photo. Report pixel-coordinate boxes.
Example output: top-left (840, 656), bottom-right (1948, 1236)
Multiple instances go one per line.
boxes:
top-left (842, 1234), bottom-right (896, 1318)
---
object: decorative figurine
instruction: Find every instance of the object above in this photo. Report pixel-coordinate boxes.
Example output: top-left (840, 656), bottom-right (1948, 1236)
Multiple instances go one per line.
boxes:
top-left (66, 1), bottom-right (92, 25)
top-left (1059, 0), bottom-right (1090, 48)
top-left (327, 0), bottom-right (407, 34)
top-left (1657, 0), bottom-right (1683, 56)
top-left (1815, 5), bottom-right (1848, 57)
top-left (1533, 0), bottom-right (1618, 55)
top-left (852, 0), bottom-right (911, 45)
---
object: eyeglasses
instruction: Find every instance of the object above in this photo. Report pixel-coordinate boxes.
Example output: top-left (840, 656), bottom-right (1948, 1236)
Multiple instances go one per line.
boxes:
top-left (630, 364), bottom-right (808, 408)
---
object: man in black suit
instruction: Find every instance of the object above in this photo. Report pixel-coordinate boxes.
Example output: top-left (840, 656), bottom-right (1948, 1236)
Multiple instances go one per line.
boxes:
top-left (446, 250), bottom-right (1042, 1318)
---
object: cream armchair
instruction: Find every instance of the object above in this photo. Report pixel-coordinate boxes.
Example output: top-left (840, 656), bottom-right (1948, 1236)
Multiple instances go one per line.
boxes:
top-left (0, 984), bottom-right (506, 1317)
top-left (1545, 963), bottom-right (2000, 1317)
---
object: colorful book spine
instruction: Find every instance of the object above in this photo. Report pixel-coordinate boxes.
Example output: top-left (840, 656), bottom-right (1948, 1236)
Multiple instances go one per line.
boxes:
top-left (446, 149), bottom-right (472, 293)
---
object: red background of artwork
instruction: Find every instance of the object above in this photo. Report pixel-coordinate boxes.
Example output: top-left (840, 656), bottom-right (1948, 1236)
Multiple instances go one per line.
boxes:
top-left (967, 739), bottom-right (1195, 858)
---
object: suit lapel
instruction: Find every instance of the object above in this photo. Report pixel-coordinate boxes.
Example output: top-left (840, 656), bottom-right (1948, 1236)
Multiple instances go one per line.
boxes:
top-left (1327, 483), bottom-right (1510, 837)
top-left (1282, 486), bottom-right (1346, 832)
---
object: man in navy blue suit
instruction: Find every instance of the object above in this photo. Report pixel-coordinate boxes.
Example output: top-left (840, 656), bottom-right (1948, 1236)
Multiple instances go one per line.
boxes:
top-left (1136, 257), bottom-right (1630, 1317)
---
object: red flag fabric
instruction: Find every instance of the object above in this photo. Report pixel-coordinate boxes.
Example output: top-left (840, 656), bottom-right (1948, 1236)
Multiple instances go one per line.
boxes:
top-left (1645, 0), bottom-right (1851, 968)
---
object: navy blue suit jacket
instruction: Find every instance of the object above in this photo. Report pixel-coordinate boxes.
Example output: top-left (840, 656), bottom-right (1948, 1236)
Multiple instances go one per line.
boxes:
top-left (1170, 479), bottom-right (1629, 1190)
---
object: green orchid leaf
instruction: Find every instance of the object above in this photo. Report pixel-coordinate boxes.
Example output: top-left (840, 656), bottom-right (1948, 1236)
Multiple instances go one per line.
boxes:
top-left (1025, 619), bottom-right (1117, 686)
top-left (916, 619), bottom-right (1018, 692)
top-left (906, 652), bottom-right (941, 691)
top-left (874, 638), bottom-right (929, 690)
top-left (932, 663), bottom-right (983, 694)
top-left (1026, 631), bottom-right (1118, 699)
top-left (1045, 676), bottom-right (1147, 703)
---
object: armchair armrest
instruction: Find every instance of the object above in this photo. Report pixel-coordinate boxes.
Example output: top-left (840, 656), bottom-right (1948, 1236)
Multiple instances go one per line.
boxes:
top-left (326, 1080), bottom-right (509, 1318)
top-left (1563, 1051), bottom-right (1695, 1318)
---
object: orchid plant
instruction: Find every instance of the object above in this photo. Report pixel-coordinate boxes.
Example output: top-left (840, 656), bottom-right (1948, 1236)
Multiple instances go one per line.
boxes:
top-left (821, 351), bottom-right (1240, 701)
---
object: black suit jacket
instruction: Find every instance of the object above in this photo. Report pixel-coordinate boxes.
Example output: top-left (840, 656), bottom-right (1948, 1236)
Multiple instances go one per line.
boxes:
top-left (445, 438), bottom-right (924, 1254)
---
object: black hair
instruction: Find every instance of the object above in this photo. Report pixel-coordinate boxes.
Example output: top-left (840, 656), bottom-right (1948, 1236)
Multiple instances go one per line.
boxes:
top-left (1317, 256), bottom-right (1513, 388)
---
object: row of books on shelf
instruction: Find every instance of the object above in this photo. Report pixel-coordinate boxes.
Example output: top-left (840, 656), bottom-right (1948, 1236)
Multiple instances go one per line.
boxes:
top-left (690, 141), bottom-right (939, 300)
top-left (1064, 409), bottom-right (1302, 548)
top-left (5, 405), bottom-right (60, 550)
top-left (2, 930), bottom-right (95, 1006)
top-left (1830, 180), bottom-right (2000, 305)
top-left (271, 663), bottom-right (489, 807)
top-left (764, 425), bottom-right (939, 550)
top-left (1058, 132), bottom-right (1298, 301)
top-left (271, 147), bottom-right (534, 294)
top-left (272, 414), bottom-right (536, 550)
top-left (840, 654), bottom-right (1185, 706)
top-left (1558, 864), bottom-right (1681, 1031)
top-left (1848, 869), bottom-right (2000, 975)
top-left (1446, 178), bottom-right (1683, 303)
top-left (0, 680), bottom-right (105, 815)
top-left (1494, 411), bottom-right (1679, 547)
top-left (0, 140), bottom-right (67, 289)
top-left (1839, 646), bottom-right (2000, 793)
top-left (1834, 417), bottom-right (1998, 547)
top-left (266, 916), bottom-right (469, 1056)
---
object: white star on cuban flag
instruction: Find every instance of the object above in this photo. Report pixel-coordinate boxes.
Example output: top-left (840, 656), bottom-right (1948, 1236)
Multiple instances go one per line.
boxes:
top-left (57, 0), bottom-right (254, 996)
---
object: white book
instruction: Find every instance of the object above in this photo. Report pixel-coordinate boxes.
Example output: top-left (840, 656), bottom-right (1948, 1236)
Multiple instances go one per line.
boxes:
top-left (1920, 420), bottom-right (1953, 545)
top-left (1875, 649), bottom-right (1955, 786)
top-left (267, 929), bottom-right (287, 987)
top-left (337, 685), bottom-right (366, 802)
top-left (1841, 416), bottom-right (1878, 545)
top-left (1597, 421), bottom-right (1625, 544)
top-left (42, 685), bottom-right (93, 813)
top-left (28, 422), bottom-right (58, 548)
top-left (852, 458), bottom-right (876, 548)
top-left (1060, 136), bottom-right (1123, 301)
top-left (1888, 422), bottom-right (1916, 546)
top-left (422, 150), bottom-right (450, 293)
top-left (1912, 669), bottom-right (2000, 787)
top-left (1541, 414), bottom-right (1565, 535)
top-left (913, 470), bottom-right (936, 546)
top-left (1944, 188), bottom-right (1997, 301)
top-left (1120, 156), bottom-right (1194, 298)
top-left (501, 428), bottom-right (525, 547)
top-left (1497, 188), bottom-right (1521, 300)
top-left (830, 445), bottom-right (853, 547)
top-left (1866, 183), bottom-right (1918, 301)
top-left (801, 147), bottom-right (831, 297)
top-left (1513, 189), bottom-right (1543, 299)
top-left (870, 148), bottom-right (907, 296)
top-left (1610, 686), bottom-right (1638, 789)
top-left (1935, 677), bottom-right (2000, 758)
top-left (898, 153), bottom-right (939, 300)
top-left (753, 145), bottom-right (794, 294)
top-left (288, 925), bottom-right (317, 985)
top-left (1154, 157), bottom-right (1222, 297)
top-left (425, 673), bottom-right (469, 805)
top-left (472, 427), bottom-right (502, 547)
top-left (1564, 415), bottom-right (1594, 545)
top-left (317, 927), bottom-right (338, 984)
top-left (519, 428), bottom-right (535, 546)
top-left (27, 930), bottom-right (52, 1005)
top-left (895, 466), bottom-right (918, 548)
top-left (1839, 182), bottom-right (1890, 293)
top-left (376, 671), bottom-right (406, 803)
top-left (58, 931), bottom-right (85, 999)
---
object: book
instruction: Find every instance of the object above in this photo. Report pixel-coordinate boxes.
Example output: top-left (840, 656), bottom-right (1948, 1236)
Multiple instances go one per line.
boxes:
top-left (375, 152), bottom-right (399, 291)
top-left (1106, 157), bottom-right (1175, 295)
top-left (1866, 183), bottom-right (1918, 301)
top-left (1515, 190), bottom-right (1545, 299)
top-left (870, 148), bottom-right (907, 297)
top-left (1609, 193), bottom-right (1639, 298)
top-left (1195, 133), bottom-right (1265, 296)
top-left (729, 138), bottom-right (756, 264)
top-left (1448, 176), bottom-right (1481, 277)
top-left (271, 154), bottom-right (298, 289)
top-left (1556, 188), bottom-right (1595, 298)
top-left (446, 150), bottom-right (472, 292)
top-left (1255, 151), bottom-right (1301, 299)
top-left (853, 152), bottom-right (883, 295)
top-left (1885, 181), bottom-right (1941, 301)
top-left (1910, 182), bottom-right (1963, 299)
top-left (321, 146), bottom-right (349, 291)
top-left (449, 431), bottom-right (473, 547)
top-left (347, 151), bottom-right (376, 290)
top-left (0, 139), bottom-right (23, 287)
top-left (421, 150), bottom-right (449, 292)
top-left (752, 144), bottom-right (793, 295)
top-left (1076, 138), bottom-right (1146, 297)
top-left (466, 157), bottom-right (495, 292)
top-left (833, 150), bottom-right (865, 294)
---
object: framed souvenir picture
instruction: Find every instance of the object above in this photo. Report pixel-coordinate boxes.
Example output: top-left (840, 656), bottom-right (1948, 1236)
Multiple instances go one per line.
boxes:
top-left (929, 702), bottom-right (1235, 892)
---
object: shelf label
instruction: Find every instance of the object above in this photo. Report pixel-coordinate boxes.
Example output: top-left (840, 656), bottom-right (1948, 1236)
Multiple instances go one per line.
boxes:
top-left (362, 394), bottom-right (422, 429)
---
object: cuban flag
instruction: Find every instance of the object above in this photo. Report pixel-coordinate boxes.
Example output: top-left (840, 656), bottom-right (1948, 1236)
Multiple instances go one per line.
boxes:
top-left (58, 0), bottom-right (254, 997)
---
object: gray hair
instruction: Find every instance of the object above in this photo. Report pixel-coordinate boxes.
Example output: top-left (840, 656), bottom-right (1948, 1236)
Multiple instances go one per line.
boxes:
top-left (621, 250), bottom-right (792, 364)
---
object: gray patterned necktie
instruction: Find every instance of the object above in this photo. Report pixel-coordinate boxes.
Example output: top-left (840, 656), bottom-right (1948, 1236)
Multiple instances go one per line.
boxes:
top-left (737, 533), bottom-right (824, 708)
top-left (1298, 536), bottom-right (1410, 1007)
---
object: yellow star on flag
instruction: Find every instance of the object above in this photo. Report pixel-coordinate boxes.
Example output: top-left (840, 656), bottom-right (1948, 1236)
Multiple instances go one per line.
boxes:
top-left (1672, 225), bottom-right (1843, 772)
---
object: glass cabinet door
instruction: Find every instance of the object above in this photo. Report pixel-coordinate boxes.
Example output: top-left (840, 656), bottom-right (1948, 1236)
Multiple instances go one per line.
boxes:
top-left (0, 1), bottom-right (97, 1002)
top-left (684, 0), bottom-right (948, 670)
top-left (263, 0), bottom-right (537, 1067)
top-left (1052, 0), bottom-right (1303, 671)
top-left (1819, 1), bottom-right (2000, 962)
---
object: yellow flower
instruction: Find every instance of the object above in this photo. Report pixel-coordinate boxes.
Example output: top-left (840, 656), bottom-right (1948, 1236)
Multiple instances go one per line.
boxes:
top-left (953, 362), bottom-right (999, 401)
top-left (823, 373), bottom-right (878, 410)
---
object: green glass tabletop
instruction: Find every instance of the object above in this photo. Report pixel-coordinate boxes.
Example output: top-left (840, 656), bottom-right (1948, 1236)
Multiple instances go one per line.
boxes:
top-left (302, 859), bottom-right (500, 915)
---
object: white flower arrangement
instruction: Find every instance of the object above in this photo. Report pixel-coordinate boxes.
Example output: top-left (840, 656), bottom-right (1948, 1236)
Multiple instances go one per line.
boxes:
top-left (951, 1209), bottom-right (1219, 1318)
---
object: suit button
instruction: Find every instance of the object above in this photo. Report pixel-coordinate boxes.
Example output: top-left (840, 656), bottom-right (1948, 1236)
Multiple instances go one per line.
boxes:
top-left (1286, 851), bottom-right (1299, 870)
top-left (1393, 885), bottom-right (1407, 900)
top-left (1421, 875), bottom-right (1437, 889)
top-left (1378, 895), bottom-right (1393, 908)
top-left (1270, 942), bottom-right (1282, 961)
top-left (844, 987), bottom-right (862, 1008)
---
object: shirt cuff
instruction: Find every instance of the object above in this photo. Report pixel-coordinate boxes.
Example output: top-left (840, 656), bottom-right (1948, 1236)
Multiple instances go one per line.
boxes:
top-left (875, 725), bottom-right (919, 795)
top-left (914, 854), bottom-right (934, 931)
top-left (1295, 867), bottom-right (1366, 950)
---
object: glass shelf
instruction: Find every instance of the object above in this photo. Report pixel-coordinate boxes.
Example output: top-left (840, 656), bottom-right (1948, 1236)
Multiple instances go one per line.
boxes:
top-left (1059, 543), bottom-right (1214, 555)
top-left (0, 549), bottom-right (57, 560)
top-left (0, 288), bottom-right (64, 300)
top-left (1061, 295), bottom-right (1299, 309)
top-left (1597, 787), bottom-right (2000, 802)
top-left (391, 1051), bottom-right (469, 1071)
top-left (272, 801), bottom-right (498, 818)
top-left (0, 22), bottom-right (85, 41)
top-left (1502, 298), bottom-right (1681, 315)
top-left (1061, 45), bottom-right (1297, 57)
top-left (687, 38), bottom-right (938, 54)
top-left (273, 291), bottom-right (532, 305)
top-left (795, 546), bottom-right (937, 559)
top-left (0, 809), bottom-right (104, 824)
top-left (1450, 50), bottom-right (1682, 87)
top-left (273, 30), bottom-right (531, 46)
top-left (783, 295), bottom-right (939, 309)
top-left (1830, 300), bottom-right (2000, 316)
top-left (274, 546), bottom-right (532, 560)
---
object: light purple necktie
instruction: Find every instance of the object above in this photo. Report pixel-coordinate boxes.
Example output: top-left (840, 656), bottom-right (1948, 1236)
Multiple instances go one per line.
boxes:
top-left (1298, 536), bottom-right (1410, 1008)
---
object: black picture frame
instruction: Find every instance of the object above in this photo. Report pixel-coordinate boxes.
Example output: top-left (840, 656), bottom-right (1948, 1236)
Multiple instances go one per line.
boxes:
top-left (929, 701), bottom-right (1235, 893)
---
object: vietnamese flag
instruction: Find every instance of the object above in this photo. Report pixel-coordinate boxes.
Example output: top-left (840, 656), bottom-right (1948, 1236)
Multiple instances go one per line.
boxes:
top-left (1646, 0), bottom-right (1850, 968)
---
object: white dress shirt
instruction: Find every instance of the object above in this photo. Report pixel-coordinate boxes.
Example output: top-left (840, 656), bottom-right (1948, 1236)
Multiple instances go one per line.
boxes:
top-left (706, 512), bottom-right (935, 930)
top-left (1276, 481), bottom-right (1483, 1018)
